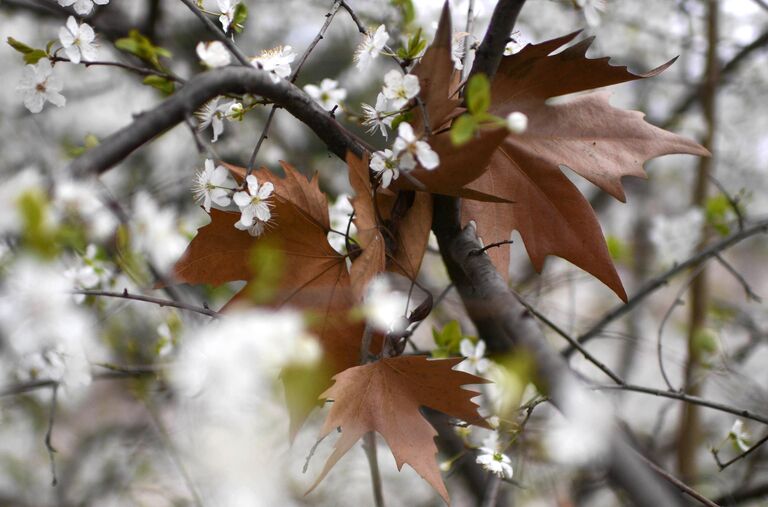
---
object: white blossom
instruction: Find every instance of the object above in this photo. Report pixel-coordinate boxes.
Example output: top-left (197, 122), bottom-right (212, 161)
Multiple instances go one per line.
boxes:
top-left (130, 191), bottom-right (187, 273)
top-left (233, 175), bottom-right (273, 236)
top-left (195, 97), bottom-right (231, 142)
top-left (476, 432), bottom-right (513, 479)
top-left (196, 41), bottom-right (232, 68)
top-left (217, 0), bottom-right (238, 32)
top-left (53, 178), bottom-right (117, 240)
top-left (193, 159), bottom-right (232, 212)
top-left (370, 149), bottom-right (399, 188)
top-left (304, 79), bottom-right (347, 111)
top-left (364, 276), bottom-right (408, 334)
top-left (504, 38), bottom-right (524, 56)
top-left (361, 92), bottom-right (394, 138)
top-left (729, 420), bottom-right (751, 452)
top-left (382, 70), bottom-right (420, 109)
top-left (506, 111), bottom-right (528, 134)
top-left (64, 249), bottom-right (101, 303)
top-left (328, 196), bottom-right (356, 254)
top-left (0, 259), bottom-right (96, 390)
top-left (57, 0), bottom-right (108, 15)
top-left (16, 59), bottom-right (66, 114)
top-left (458, 338), bottom-right (490, 374)
top-left (392, 122), bottom-right (439, 170)
top-left (251, 46), bottom-right (295, 83)
top-left (451, 31), bottom-right (471, 70)
top-left (59, 16), bottom-right (97, 64)
top-left (355, 24), bottom-right (389, 69)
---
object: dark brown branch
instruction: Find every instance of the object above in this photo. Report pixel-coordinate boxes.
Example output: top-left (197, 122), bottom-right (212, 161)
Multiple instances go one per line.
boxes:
top-left (566, 218), bottom-right (768, 356)
top-left (713, 481), bottom-right (768, 506)
top-left (67, 66), bottom-right (370, 176)
top-left (468, 0), bottom-right (526, 80)
top-left (634, 451), bottom-right (720, 507)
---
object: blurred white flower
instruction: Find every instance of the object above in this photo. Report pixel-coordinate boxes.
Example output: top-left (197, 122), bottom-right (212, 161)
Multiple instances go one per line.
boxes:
top-left (361, 92), bottom-right (394, 138)
top-left (575, 0), bottom-right (606, 27)
top-left (53, 178), bottom-right (117, 240)
top-left (506, 111), bottom-right (528, 134)
top-left (393, 122), bottom-right (439, 170)
top-left (233, 175), bottom-right (273, 236)
top-left (57, 0), bottom-right (108, 15)
top-left (304, 79), bottom-right (347, 111)
top-left (59, 16), bottom-right (97, 64)
top-left (193, 159), bottom-right (232, 212)
top-left (196, 41), bottom-right (231, 68)
top-left (650, 208), bottom-right (705, 266)
top-left (0, 259), bottom-right (96, 390)
top-left (328, 195), bottom-right (355, 254)
top-left (458, 338), bottom-right (490, 374)
top-left (64, 254), bottom-right (100, 303)
top-left (130, 191), bottom-right (187, 273)
top-left (503, 38), bottom-right (524, 56)
top-left (451, 31), bottom-right (471, 70)
top-left (16, 59), bottom-right (66, 114)
top-left (370, 149), bottom-right (400, 189)
top-left (355, 24), bottom-right (389, 69)
top-left (476, 431), bottom-right (513, 479)
top-left (382, 70), bottom-right (420, 109)
top-left (217, 0), bottom-right (238, 32)
top-left (364, 276), bottom-right (408, 334)
top-left (729, 419), bottom-right (751, 452)
top-left (251, 46), bottom-right (295, 83)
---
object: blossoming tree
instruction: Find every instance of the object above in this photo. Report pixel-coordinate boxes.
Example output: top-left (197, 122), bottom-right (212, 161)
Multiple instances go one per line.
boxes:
top-left (3, 0), bottom-right (768, 505)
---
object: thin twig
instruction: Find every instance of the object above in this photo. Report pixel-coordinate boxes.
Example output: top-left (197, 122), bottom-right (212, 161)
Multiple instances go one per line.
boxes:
top-left (634, 451), bottom-right (720, 507)
top-left (656, 263), bottom-right (707, 391)
top-left (51, 56), bottom-right (185, 82)
top-left (0, 368), bottom-right (156, 398)
top-left (566, 218), bottom-right (768, 355)
top-left (246, 0), bottom-right (343, 174)
top-left (74, 289), bottom-right (221, 318)
top-left (44, 384), bottom-right (59, 487)
top-left (511, 292), bottom-right (625, 385)
top-left (714, 253), bottom-right (761, 302)
top-left (708, 173), bottom-right (745, 231)
top-left (470, 239), bottom-right (514, 256)
top-left (462, 0), bottom-right (476, 77)
top-left (712, 431), bottom-right (768, 470)
top-left (177, 0), bottom-right (252, 66)
top-left (593, 383), bottom-right (768, 426)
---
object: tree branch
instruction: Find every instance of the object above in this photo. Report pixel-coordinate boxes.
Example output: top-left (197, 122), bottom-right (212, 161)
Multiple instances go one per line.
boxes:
top-left (66, 66), bottom-right (369, 176)
top-left (74, 289), bottom-right (221, 317)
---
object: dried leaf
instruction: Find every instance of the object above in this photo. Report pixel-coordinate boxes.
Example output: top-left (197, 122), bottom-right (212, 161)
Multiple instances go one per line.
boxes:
top-left (461, 34), bottom-right (709, 300)
top-left (308, 356), bottom-right (489, 503)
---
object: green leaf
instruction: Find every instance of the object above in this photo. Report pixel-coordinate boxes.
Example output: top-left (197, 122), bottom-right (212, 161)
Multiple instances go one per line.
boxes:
top-left (390, 111), bottom-right (414, 131)
top-left (466, 74), bottom-right (491, 116)
top-left (7, 37), bottom-right (48, 64)
top-left (398, 28), bottom-right (426, 61)
top-left (115, 30), bottom-right (171, 70)
top-left (232, 3), bottom-right (248, 33)
top-left (705, 194), bottom-right (733, 236)
top-left (142, 75), bottom-right (175, 95)
top-left (391, 0), bottom-right (415, 26)
top-left (431, 321), bottom-right (472, 359)
top-left (606, 235), bottom-right (631, 263)
top-left (450, 114), bottom-right (478, 146)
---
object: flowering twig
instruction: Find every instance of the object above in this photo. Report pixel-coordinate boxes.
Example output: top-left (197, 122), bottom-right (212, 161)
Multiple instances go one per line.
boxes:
top-left (74, 289), bottom-right (221, 318)
top-left (177, 0), bottom-right (252, 66)
top-left (712, 431), bottom-right (768, 470)
top-left (246, 0), bottom-right (343, 174)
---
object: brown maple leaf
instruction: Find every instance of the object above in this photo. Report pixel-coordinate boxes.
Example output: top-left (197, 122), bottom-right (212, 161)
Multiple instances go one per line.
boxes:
top-left (307, 356), bottom-right (490, 504)
top-left (458, 33), bottom-right (710, 301)
top-left (172, 163), bottom-right (363, 435)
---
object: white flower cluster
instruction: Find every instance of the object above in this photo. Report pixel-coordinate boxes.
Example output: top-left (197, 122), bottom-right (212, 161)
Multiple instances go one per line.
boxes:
top-left (354, 25), bottom-right (389, 69)
top-left (216, 0), bottom-right (240, 32)
top-left (57, 0), bottom-right (109, 15)
top-left (369, 122), bottom-right (439, 188)
top-left (475, 431), bottom-right (514, 479)
top-left (362, 70), bottom-right (420, 140)
top-left (130, 192), bottom-right (188, 273)
top-left (196, 41), bottom-right (231, 68)
top-left (251, 45), bottom-right (296, 83)
top-left (304, 79), bottom-right (347, 112)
